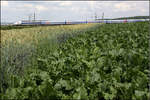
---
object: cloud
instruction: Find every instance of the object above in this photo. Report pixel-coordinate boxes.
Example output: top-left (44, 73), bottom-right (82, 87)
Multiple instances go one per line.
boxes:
top-left (1, 1), bottom-right (8, 7)
top-left (35, 5), bottom-right (48, 11)
top-left (114, 3), bottom-right (134, 12)
top-left (9, 4), bottom-right (48, 12)
top-left (113, 2), bottom-right (149, 13)
top-left (1, 1), bottom-right (149, 22)
top-left (23, 4), bottom-right (33, 8)
top-left (59, 1), bottom-right (72, 6)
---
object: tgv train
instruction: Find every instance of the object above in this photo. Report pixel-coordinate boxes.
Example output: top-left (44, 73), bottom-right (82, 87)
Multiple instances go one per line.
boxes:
top-left (14, 19), bottom-right (149, 25)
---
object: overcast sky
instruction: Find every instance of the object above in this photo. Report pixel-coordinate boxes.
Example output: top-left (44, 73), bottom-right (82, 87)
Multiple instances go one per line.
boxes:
top-left (1, 1), bottom-right (149, 22)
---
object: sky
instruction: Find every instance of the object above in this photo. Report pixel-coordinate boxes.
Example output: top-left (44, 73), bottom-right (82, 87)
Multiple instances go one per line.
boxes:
top-left (1, 1), bottom-right (149, 22)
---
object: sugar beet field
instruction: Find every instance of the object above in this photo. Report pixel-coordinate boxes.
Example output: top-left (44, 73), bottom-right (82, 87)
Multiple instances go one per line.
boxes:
top-left (0, 22), bottom-right (149, 99)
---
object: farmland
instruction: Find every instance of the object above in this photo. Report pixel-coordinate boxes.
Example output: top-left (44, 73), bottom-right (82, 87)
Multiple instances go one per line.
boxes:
top-left (0, 23), bottom-right (101, 94)
top-left (0, 22), bottom-right (149, 99)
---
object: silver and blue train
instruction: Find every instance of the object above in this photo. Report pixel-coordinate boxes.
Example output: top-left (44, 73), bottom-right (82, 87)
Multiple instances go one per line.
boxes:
top-left (14, 19), bottom-right (149, 25)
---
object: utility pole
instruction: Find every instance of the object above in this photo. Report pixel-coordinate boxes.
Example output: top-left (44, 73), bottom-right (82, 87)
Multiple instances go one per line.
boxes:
top-left (86, 18), bottom-right (87, 24)
top-left (33, 12), bottom-right (35, 21)
top-left (102, 12), bottom-right (104, 23)
top-left (95, 12), bottom-right (97, 21)
top-left (28, 15), bottom-right (31, 22)
top-left (65, 20), bottom-right (66, 24)
top-left (102, 12), bottom-right (104, 20)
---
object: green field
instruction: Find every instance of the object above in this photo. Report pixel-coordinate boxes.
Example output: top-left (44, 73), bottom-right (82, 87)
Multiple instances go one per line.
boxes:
top-left (0, 23), bottom-right (101, 95)
top-left (0, 22), bottom-right (149, 100)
